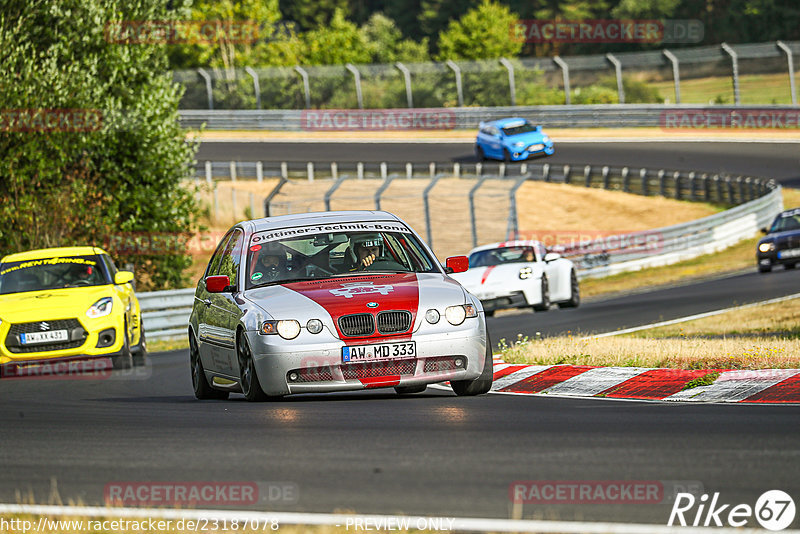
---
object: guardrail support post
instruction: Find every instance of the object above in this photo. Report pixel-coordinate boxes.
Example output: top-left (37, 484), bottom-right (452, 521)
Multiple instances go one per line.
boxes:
top-left (324, 176), bottom-right (346, 211)
top-left (469, 176), bottom-right (490, 248)
top-left (423, 174), bottom-right (443, 246)
top-left (721, 43), bottom-right (741, 106)
top-left (640, 168), bottom-right (648, 196)
top-left (605, 53), bottom-right (625, 104)
top-left (406, 163), bottom-right (413, 179)
top-left (542, 163), bottom-right (550, 182)
top-left (621, 167), bottom-right (629, 192)
top-left (264, 177), bottom-right (288, 217)
top-left (429, 162), bottom-right (436, 178)
top-left (736, 176), bottom-right (744, 204)
top-left (197, 68), bottom-right (213, 110)
top-left (446, 60), bottom-right (464, 107)
top-left (205, 161), bottom-right (212, 185)
top-left (357, 162), bottom-right (364, 180)
top-left (245, 67), bottom-right (261, 109)
top-left (553, 56), bottom-right (571, 105)
top-left (713, 174), bottom-right (721, 202)
top-left (499, 58), bottom-right (516, 106)
top-left (507, 174), bottom-right (529, 240)
top-left (657, 169), bottom-right (666, 197)
top-left (583, 165), bottom-right (592, 187)
top-left (702, 174), bottom-right (710, 201)
top-left (688, 171), bottom-right (696, 201)
top-left (662, 50), bottom-right (681, 104)
top-left (229, 161), bottom-right (237, 182)
top-left (294, 66), bottom-right (311, 108)
top-left (345, 64), bottom-right (364, 109)
top-left (776, 41), bottom-right (797, 106)
top-left (520, 163), bottom-right (527, 175)
top-left (602, 166), bottom-right (610, 189)
top-left (395, 62), bottom-right (414, 108)
top-left (476, 162), bottom-right (482, 176)
top-left (375, 175), bottom-right (395, 211)
top-left (454, 162), bottom-right (460, 177)
top-left (256, 161), bottom-right (263, 183)
top-left (499, 163), bottom-right (506, 177)
top-left (563, 164), bottom-right (571, 184)
top-left (380, 162), bottom-right (388, 180)
top-left (674, 171), bottom-right (682, 200)
top-left (331, 162), bottom-right (338, 180)
top-left (307, 162), bottom-right (314, 182)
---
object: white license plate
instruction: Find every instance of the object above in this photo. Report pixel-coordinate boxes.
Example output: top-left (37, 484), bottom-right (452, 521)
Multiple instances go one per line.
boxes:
top-left (528, 144), bottom-right (545, 151)
top-left (778, 249), bottom-right (800, 259)
top-left (20, 330), bottom-right (68, 344)
top-left (342, 341), bottom-right (416, 362)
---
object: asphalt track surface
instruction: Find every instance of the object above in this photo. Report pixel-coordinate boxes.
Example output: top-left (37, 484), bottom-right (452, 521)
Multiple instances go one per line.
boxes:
top-left (2, 141), bottom-right (800, 527)
top-left (196, 141), bottom-right (800, 186)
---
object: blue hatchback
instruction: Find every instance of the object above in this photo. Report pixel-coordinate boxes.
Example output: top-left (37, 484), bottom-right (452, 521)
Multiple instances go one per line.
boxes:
top-left (475, 118), bottom-right (554, 162)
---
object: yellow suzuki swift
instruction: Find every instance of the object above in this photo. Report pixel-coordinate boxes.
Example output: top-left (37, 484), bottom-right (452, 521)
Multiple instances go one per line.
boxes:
top-left (0, 246), bottom-right (146, 373)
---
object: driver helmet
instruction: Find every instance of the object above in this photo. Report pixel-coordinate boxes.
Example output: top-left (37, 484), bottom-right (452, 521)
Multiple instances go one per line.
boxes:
top-left (258, 244), bottom-right (286, 281)
top-left (352, 233), bottom-right (384, 258)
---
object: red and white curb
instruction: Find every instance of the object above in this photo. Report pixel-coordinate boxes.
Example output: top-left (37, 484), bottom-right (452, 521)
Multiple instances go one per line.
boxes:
top-left (490, 359), bottom-right (800, 403)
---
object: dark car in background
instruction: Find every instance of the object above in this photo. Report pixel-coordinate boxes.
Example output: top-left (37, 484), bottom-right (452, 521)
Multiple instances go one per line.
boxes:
top-left (757, 207), bottom-right (800, 272)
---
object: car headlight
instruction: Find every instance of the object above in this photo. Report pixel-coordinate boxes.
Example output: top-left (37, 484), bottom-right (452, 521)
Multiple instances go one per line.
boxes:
top-left (519, 267), bottom-right (533, 279)
top-left (758, 242), bottom-right (774, 252)
top-left (513, 142), bottom-right (525, 148)
top-left (425, 309), bottom-right (440, 324)
top-left (445, 304), bottom-right (477, 326)
top-left (277, 320), bottom-right (301, 340)
top-left (306, 319), bottom-right (323, 334)
top-left (86, 297), bottom-right (113, 318)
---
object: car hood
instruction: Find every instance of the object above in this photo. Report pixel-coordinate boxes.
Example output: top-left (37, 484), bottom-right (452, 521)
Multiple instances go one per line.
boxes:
top-left (505, 131), bottom-right (546, 145)
top-left (451, 263), bottom-right (539, 291)
top-left (0, 286), bottom-right (115, 323)
top-left (244, 272), bottom-right (468, 332)
top-left (762, 229), bottom-right (800, 245)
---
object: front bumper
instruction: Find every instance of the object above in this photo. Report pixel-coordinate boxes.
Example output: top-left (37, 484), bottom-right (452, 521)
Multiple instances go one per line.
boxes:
top-left (510, 142), bottom-right (555, 161)
top-left (758, 247), bottom-right (800, 267)
top-left (244, 321), bottom-right (487, 396)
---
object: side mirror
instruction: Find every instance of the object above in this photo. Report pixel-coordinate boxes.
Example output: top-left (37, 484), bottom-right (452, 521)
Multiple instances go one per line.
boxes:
top-left (544, 252), bottom-right (561, 262)
top-left (760, 227), bottom-right (769, 234)
top-left (445, 256), bottom-right (469, 274)
top-left (114, 271), bottom-right (134, 285)
top-left (206, 275), bottom-right (231, 293)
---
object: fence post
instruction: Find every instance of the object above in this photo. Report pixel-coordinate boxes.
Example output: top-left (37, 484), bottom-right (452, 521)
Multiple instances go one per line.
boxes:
top-left (307, 162), bottom-right (314, 182)
top-left (423, 174), bottom-right (443, 246)
top-left (520, 163), bottom-right (527, 175)
top-left (583, 165), bottom-right (592, 187)
top-left (281, 161), bottom-right (288, 179)
top-left (476, 162), bottom-right (482, 176)
top-left (244, 66), bottom-right (261, 109)
top-left (662, 50), bottom-right (681, 104)
top-left (324, 176), bottom-right (346, 211)
top-left (375, 175), bottom-right (395, 211)
top-left (602, 166), bottom-right (610, 189)
top-left (657, 169), bottom-right (666, 197)
top-left (621, 167), bottom-right (629, 192)
top-left (229, 161), bottom-right (237, 182)
top-left (499, 58), bottom-right (516, 106)
top-left (406, 162), bottom-right (413, 179)
top-left (429, 162), bottom-right (436, 178)
top-left (331, 162), bottom-right (338, 180)
top-left (563, 164), bottom-right (571, 184)
top-left (543, 163), bottom-right (550, 182)
top-left (453, 162), bottom-right (460, 178)
top-left (776, 41), bottom-right (797, 106)
top-left (605, 53), bottom-right (625, 104)
top-left (395, 62), bottom-right (414, 108)
top-left (256, 161), bottom-right (263, 183)
top-left (357, 162), bottom-right (364, 180)
top-left (499, 163), bottom-right (506, 177)
top-left (469, 176), bottom-right (490, 248)
top-left (721, 43), bottom-right (740, 106)
top-left (640, 168), bottom-right (648, 196)
top-left (197, 68), bottom-right (213, 110)
top-left (674, 171), bottom-right (682, 200)
top-left (264, 177), bottom-right (288, 217)
top-left (446, 60), bottom-right (464, 107)
top-left (294, 66), bottom-right (311, 109)
top-left (553, 56), bottom-right (571, 105)
top-left (205, 161), bottom-right (212, 185)
top-left (345, 64), bottom-right (364, 109)
top-left (507, 175), bottom-right (529, 240)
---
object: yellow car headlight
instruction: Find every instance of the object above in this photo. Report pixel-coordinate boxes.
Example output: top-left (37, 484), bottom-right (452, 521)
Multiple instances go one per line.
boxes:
top-left (87, 297), bottom-right (113, 318)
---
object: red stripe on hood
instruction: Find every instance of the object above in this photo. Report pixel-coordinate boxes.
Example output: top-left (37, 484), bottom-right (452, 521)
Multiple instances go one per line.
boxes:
top-left (480, 265), bottom-right (497, 285)
top-left (283, 273), bottom-right (419, 343)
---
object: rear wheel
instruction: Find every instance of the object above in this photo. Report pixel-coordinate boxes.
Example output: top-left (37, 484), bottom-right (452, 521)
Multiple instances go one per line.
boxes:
top-left (395, 385), bottom-right (427, 395)
top-left (475, 145), bottom-right (486, 161)
top-left (238, 332), bottom-right (268, 402)
top-left (558, 269), bottom-right (580, 308)
top-left (532, 276), bottom-right (550, 311)
top-left (132, 325), bottom-right (147, 367)
top-left (451, 332), bottom-right (494, 396)
top-left (785, 262), bottom-right (796, 270)
top-left (190, 333), bottom-right (228, 400)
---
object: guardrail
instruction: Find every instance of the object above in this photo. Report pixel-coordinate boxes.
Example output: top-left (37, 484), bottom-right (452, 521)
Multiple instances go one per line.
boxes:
top-left (142, 162), bottom-right (782, 339)
top-left (179, 104), bottom-right (800, 130)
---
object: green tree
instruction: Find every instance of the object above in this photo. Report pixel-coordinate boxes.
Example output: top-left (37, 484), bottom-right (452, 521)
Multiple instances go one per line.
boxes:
top-left (279, 0), bottom-right (350, 32)
top-left (436, 0), bottom-right (523, 60)
top-left (302, 8), bottom-right (371, 65)
top-left (360, 13), bottom-right (429, 63)
top-left (0, 0), bottom-right (200, 289)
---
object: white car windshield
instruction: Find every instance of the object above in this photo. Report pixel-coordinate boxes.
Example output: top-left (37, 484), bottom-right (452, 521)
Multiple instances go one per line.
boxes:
top-left (246, 227), bottom-right (438, 288)
top-left (469, 246), bottom-right (536, 268)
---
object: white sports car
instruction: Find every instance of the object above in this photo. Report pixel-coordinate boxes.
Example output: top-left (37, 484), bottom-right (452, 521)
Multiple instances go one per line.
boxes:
top-left (451, 240), bottom-right (579, 316)
top-left (188, 210), bottom-right (493, 401)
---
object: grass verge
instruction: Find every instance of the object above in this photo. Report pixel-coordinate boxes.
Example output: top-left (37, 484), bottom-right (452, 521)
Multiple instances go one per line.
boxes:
top-left (147, 338), bottom-right (188, 353)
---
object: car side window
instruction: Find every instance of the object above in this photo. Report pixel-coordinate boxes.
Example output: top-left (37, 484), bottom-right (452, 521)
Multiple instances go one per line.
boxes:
top-left (217, 229), bottom-right (243, 290)
top-left (102, 254), bottom-right (118, 283)
top-left (205, 231), bottom-right (233, 277)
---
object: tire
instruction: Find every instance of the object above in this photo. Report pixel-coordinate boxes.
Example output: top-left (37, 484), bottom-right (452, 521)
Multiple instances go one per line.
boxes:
top-left (395, 385), bottom-right (428, 395)
top-left (558, 269), bottom-right (580, 309)
top-left (532, 276), bottom-right (550, 312)
top-left (503, 148), bottom-right (512, 163)
top-left (484, 309), bottom-right (495, 317)
top-left (132, 325), bottom-right (147, 367)
top-left (112, 323), bottom-right (133, 370)
top-left (451, 331), bottom-right (494, 396)
top-left (190, 333), bottom-right (228, 400)
top-left (237, 332), bottom-right (268, 402)
top-left (758, 263), bottom-right (772, 273)
top-left (785, 262), bottom-right (796, 270)
top-left (475, 145), bottom-right (486, 161)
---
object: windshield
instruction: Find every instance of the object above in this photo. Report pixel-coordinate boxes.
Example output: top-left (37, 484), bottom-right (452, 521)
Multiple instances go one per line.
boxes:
top-left (770, 211), bottom-right (800, 233)
top-left (0, 255), bottom-right (110, 295)
top-left (501, 122), bottom-right (537, 136)
top-left (246, 225), bottom-right (439, 289)
top-left (469, 246), bottom-right (536, 268)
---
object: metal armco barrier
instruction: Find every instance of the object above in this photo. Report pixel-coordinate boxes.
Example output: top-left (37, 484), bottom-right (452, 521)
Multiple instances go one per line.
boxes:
top-left (138, 288), bottom-right (195, 340)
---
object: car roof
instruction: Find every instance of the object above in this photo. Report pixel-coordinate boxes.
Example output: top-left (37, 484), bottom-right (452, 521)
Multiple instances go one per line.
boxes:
top-left (482, 117), bottom-right (530, 128)
top-left (467, 240), bottom-right (542, 255)
top-left (1, 246), bottom-right (108, 263)
top-left (245, 210), bottom-right (405, 234)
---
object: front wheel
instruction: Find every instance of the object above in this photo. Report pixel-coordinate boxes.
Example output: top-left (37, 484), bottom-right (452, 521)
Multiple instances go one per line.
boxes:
top-left (237, 332), bottom-right (268, 402)
top-left (503, 148), bottom-right (512, 163)
top-left (132, 325), bottom-right (148, 367)
top-left (558, 269), bottom-right (580, 308)
top-left (532, 276), bottom-right (550, 311)
top-left (758, 262), bottom-right (772, 273)
top-left (451, 332), bottom-right (494, 396)
top-left (113, 324), bottom-right (133, 370)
